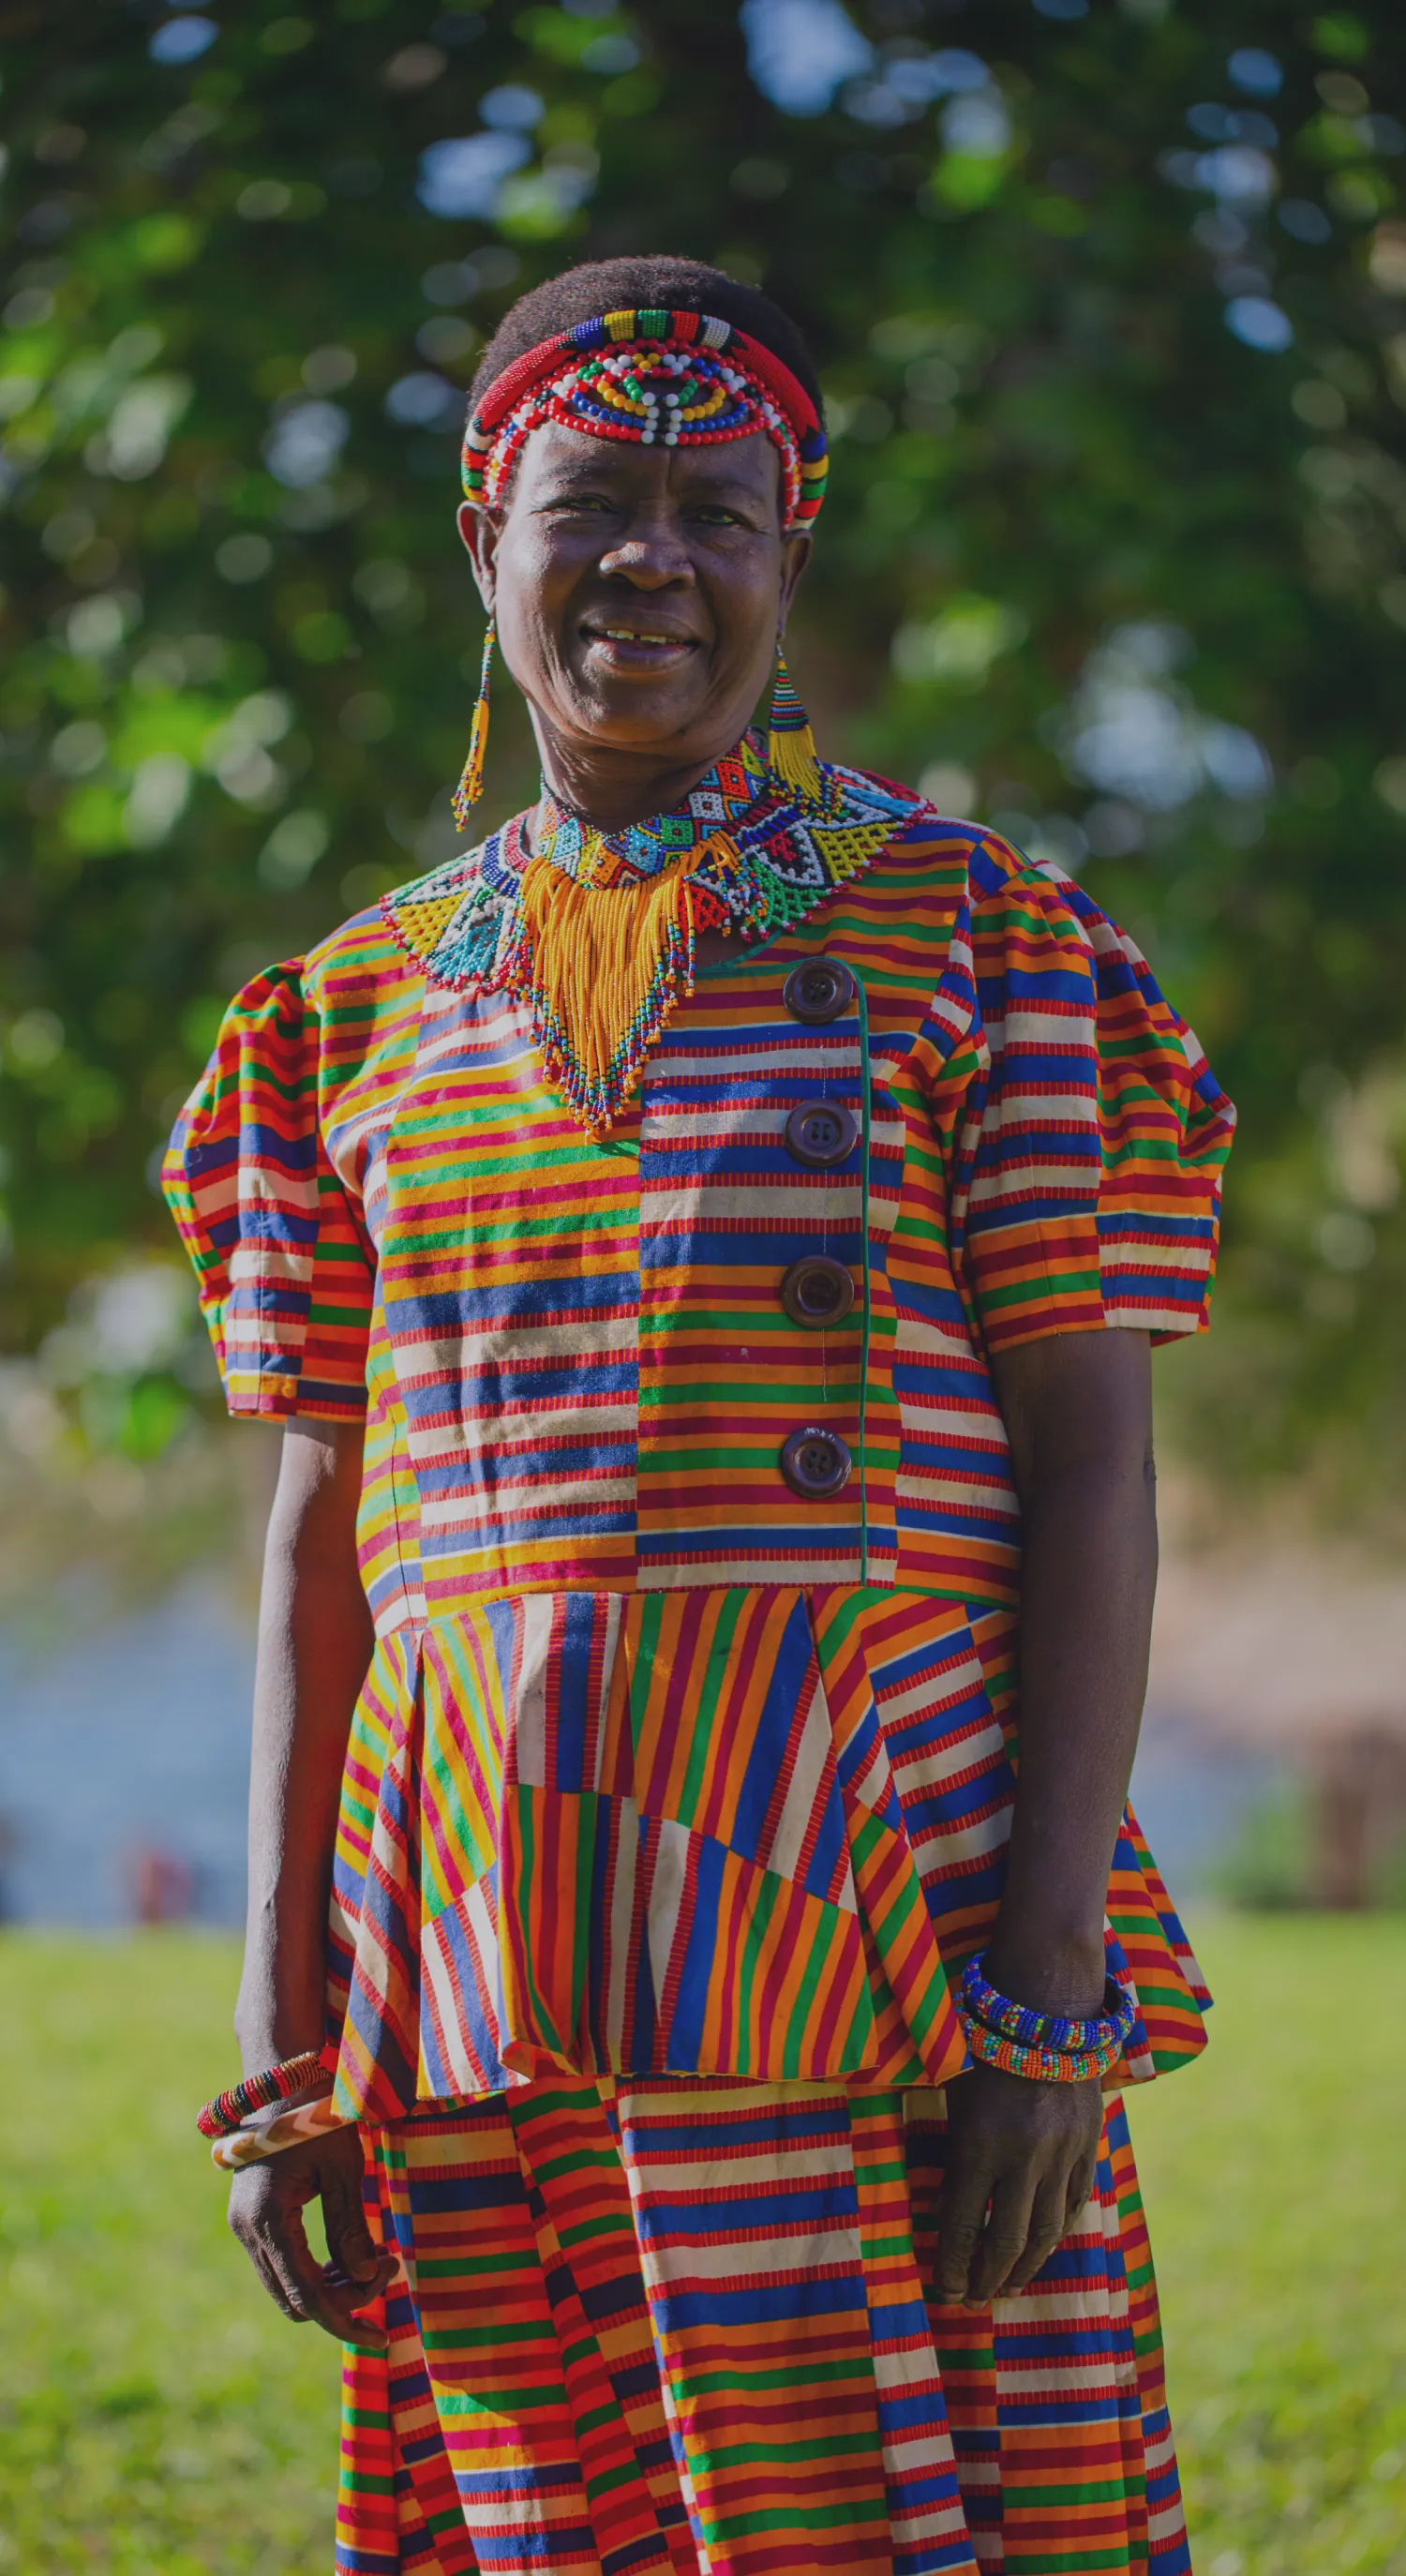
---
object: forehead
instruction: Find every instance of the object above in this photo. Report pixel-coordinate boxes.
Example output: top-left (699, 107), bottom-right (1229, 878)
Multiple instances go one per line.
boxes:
top-left (510, 420), bottom-right (784, 511)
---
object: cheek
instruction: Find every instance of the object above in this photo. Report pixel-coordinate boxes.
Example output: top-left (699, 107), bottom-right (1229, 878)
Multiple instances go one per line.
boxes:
top-left (493, 537), bottom-right (567, 673)
top-left (713, 560), bottom-right (785, 664)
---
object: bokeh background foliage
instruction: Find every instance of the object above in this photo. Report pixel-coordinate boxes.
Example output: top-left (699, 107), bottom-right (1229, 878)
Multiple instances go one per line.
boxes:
top-left (4, 0), bottom-right (1406, 1573)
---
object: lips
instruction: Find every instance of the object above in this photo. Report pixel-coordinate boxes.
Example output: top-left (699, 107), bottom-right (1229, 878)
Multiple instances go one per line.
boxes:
top-left (579, 618), bottom-right (701, 662)
top-left (589, 624), bottom-right (692, 644)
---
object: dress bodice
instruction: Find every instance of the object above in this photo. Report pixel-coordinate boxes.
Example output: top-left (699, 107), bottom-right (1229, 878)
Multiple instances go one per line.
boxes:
top-left (165, 803), bottom-right (1233, 2116)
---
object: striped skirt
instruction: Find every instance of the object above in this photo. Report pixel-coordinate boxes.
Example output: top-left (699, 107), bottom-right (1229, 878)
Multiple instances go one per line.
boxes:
top-left (337, 2078), bottom-right (1189, 2576)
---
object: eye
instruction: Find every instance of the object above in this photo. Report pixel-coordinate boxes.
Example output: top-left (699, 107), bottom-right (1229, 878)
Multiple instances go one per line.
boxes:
top-left (540, 491), bottom-right (616, 517)
top-left (690, 503), bottom-right (757, 530)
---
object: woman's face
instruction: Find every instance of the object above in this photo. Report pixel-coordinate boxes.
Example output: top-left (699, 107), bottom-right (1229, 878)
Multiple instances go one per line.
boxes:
top-left (459, 424), bottom-right (810, 787)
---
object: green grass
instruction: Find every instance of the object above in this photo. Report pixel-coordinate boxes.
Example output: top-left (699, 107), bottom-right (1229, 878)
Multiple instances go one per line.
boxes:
top-left (1129, 1913), bottom-right (1406, 2576)
top-left (1, 1935), bottom-right (340, 2576)
top-left (1, 1918), bottom-right (1403, 2574)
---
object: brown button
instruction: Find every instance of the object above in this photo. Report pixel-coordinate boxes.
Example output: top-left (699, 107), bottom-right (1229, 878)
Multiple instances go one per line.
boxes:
top-left (780, 1427), bottom-right (854, 1500)
top-left (779, 1255), bottom-right (856, 1328)
top-left (783, 960), bottom-right (856, 1025)
top-left (785, 1101), bottom-right (858, 1169)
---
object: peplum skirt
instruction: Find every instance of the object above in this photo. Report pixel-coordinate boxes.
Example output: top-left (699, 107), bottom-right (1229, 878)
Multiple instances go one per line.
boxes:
top-left (323, 1587), bottom-right (1209, 2121)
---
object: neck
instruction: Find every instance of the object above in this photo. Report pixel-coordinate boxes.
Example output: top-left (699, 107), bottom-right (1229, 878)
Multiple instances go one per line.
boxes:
top-left (531, 729), bottom-right (740, 831)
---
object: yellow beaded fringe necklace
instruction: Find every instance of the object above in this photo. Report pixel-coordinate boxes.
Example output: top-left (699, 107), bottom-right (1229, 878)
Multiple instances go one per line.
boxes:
top-left (382, 732), bottom-right (918, 1136)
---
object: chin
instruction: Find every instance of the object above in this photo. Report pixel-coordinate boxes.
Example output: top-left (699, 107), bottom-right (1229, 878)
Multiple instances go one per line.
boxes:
top-left (566, 684), bottom-right (713, 749)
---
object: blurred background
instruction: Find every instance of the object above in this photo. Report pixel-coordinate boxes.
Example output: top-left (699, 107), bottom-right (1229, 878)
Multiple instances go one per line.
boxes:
top-left (2, 1), bottom-right (1405, 2570)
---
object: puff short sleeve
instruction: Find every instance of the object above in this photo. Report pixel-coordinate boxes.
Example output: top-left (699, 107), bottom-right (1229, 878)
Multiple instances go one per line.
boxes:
top-left (162, 960), bottom-right (374, 1418)
top-left (950, 840), bottom-right (1235, 1355)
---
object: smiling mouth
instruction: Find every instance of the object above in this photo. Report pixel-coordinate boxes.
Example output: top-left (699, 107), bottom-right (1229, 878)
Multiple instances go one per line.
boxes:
top-left (581, 622), bottom-right (698, 651)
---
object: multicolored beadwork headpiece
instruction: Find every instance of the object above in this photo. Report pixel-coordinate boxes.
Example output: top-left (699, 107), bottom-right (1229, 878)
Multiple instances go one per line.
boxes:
top-left (460, 306), bottom-right (828, 533)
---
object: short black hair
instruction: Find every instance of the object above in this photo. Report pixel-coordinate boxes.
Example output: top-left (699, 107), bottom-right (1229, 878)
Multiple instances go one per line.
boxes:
top-left (468, 256), bottom-right (823, 423)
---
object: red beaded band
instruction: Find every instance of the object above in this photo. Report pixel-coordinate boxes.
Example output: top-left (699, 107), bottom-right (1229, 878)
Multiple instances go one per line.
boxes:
top-left (196, 2043), bottom-right (339, 2140)
top-left (461, 307), bottom-right (828, 532)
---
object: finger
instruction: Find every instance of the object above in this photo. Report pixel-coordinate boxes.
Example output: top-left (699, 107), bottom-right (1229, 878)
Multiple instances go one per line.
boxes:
top-left (318, 2254), bottom-right (397, 2348)
top-left (308, 2269), bottom-right (391, 2353)
top-left (1004, 2174), bottom-right (1069, 2293)
top-left (322, 2152), bottom-right (383, 2289)
top-left (1064, 2151), bottom-right (1099, 2234)
top-left (264, 2227), bottom-right (389, 2350)
top-left (971, 2168), bottom-right (1037, 2304)
top-left (265, 2240), bottom-right (389, 2349)
top-left (322, 2245), bottom-right (397, 2299)
top-left (248, 2239), bottom-right (307, 2324)
top-left (934, 2164), bottom-right (995, 2306)
top-left (257, 2193), bottom-right (327, 2323)
top-left (228, 2193), bottom-right (307, 2321)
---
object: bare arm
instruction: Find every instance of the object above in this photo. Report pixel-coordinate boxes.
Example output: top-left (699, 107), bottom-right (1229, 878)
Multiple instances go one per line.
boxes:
top-left (984, 1327), bottom-right (1157, 2010)
top-left (226, 1418), bottom-right (394, 2347)
top-left (935, 1327), bottom-right (1157, 2302)
top-left (236, 1417), bottom-right (375, 2064)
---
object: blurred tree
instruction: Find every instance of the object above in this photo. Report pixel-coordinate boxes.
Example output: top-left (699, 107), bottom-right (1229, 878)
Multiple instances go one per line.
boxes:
top-left (2, 0), bottom-right (1406, 1525)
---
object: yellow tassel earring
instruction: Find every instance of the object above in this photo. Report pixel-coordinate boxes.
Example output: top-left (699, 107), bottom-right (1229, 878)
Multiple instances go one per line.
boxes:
top-left (452, 612), bottom-right (496, 830)
top-left (767, 638), bottom-right (822, 802)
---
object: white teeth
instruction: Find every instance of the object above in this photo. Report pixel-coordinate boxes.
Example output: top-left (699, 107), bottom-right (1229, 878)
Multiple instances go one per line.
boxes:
top-left (599, 629), bottom-right (678, 643)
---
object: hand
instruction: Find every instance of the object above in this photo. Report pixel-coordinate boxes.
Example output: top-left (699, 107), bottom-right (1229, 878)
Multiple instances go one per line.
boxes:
top-left (226, 2125), bottom-right (396, 2350)
top-left (934, 2061), bottom-right (1103, 2305)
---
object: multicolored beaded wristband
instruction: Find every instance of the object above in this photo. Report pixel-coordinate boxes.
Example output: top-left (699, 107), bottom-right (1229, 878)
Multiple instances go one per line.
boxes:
top-left (196, 2044), bottom-right (339, 2141)
top-left (958, 1955), bottom-right (1137, 2058)
top-left (962, 2015), bottom-right (1125, 2085)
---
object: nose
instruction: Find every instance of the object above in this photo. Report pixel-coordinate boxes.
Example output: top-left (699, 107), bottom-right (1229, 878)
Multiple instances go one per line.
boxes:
top-left (598, 514), bottom-right (696, 590)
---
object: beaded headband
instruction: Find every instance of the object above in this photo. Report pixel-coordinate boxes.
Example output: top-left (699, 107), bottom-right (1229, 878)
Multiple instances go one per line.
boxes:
top-left (461, 306), bottom-right (828, 533)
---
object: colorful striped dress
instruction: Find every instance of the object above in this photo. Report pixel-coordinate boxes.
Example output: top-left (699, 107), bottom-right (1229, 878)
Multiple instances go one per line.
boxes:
top-left (166, 802), bottom-right (1235, 2576)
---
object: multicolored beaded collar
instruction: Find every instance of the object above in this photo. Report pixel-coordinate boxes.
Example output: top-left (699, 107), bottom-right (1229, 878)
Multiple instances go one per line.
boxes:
top-left (461, 307), bottom-right (829, 534)
top-left (381, 736), bottom-right (915, 1135)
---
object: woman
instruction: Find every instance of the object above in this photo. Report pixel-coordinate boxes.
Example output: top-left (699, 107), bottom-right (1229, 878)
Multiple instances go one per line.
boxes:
top-left (168, 256), bottom-right (1234, 2576)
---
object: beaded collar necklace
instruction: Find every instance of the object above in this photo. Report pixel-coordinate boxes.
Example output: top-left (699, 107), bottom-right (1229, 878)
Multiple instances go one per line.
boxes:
top-left (381, 734), bottom-right (916, 1135)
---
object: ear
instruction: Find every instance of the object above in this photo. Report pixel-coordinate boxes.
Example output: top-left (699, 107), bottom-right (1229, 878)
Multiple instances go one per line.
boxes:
top-left (457, 501), bottom-right (500, 615)
top-left (775, 531), bottom-right (813, 637)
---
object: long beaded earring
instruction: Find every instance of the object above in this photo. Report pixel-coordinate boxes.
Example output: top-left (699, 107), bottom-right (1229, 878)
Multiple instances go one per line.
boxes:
top-left (767, 638), bottom-right (822, 801)
top-left (452, 612), bottom-right (496, 830)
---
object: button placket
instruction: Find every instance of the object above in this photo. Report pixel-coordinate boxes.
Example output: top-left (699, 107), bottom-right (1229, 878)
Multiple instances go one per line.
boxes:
top-left (636, 961), bottom-right (866, 1574)
top-left (776, 957), bottom-right (863, 1495)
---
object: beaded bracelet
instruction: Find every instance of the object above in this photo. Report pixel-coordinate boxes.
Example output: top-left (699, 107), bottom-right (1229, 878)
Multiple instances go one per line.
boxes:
top-left (962, 2014), bottom-right (1125, 2084)
top-left (958, 1955), bottom-right (1137, 2057)
top-left (196, 2044), bottom-right (339, 2141)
